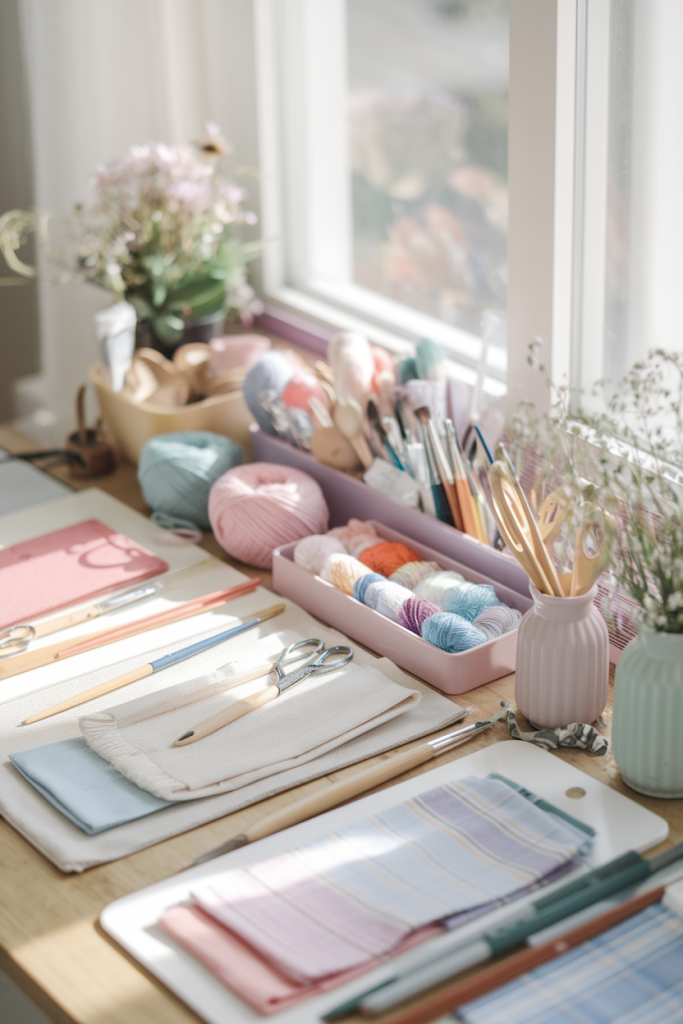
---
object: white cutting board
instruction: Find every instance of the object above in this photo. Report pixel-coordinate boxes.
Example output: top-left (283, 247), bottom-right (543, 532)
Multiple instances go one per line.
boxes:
top-left (101, 741), bottom-right (669, 1024)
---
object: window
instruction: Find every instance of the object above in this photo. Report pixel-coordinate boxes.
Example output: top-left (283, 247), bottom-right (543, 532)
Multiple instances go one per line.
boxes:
top-left (256, 0), bottom-right (512, 397)
top-left (574, 0), bottom-right (683, 404)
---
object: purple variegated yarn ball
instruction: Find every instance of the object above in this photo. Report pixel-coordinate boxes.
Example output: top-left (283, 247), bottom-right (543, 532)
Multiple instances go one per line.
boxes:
top-left (398, 595), bottom-right (442, 635)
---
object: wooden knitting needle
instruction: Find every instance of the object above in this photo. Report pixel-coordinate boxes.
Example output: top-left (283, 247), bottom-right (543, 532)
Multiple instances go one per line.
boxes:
top-left (1, 580), bottom-right (261, 680)
top-left (22, 603), bottom-right (286, 724)
top-left (186, 709), bottom-right (509, 866)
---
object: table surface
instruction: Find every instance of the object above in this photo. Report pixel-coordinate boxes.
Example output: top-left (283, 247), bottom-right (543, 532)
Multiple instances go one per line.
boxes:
top-left (1, 423), bottom-right (681, 1024)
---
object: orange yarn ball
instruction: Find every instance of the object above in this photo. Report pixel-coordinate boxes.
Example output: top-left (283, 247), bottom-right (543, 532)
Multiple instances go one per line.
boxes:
top-left (358, 541), bottom-right (420, 577)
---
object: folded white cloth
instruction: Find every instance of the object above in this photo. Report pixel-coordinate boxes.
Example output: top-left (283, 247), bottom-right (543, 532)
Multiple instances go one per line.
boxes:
top-left (0, 608), bottom-right (467, 872)
top-left (80, 631), bottom-right (421, 801)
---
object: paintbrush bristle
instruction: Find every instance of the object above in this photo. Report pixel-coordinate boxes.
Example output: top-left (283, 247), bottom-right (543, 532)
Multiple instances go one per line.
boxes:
top-left (186, 833), bottom-right (249, 867)
top-left (413, 405), bottom-right (430, 423)
top-left (255, 603), bottom-right (287, 622)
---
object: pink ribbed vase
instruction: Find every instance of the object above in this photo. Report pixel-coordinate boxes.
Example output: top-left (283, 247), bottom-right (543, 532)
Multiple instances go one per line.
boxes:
top-left (515, 583), bottom-right (609, 728)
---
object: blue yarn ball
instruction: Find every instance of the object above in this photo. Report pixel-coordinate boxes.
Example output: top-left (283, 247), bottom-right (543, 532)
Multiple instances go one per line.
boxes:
top-left (243, 352), bottom-right (294, 433)
top-left (442, 582), bottom-right (500, 622)
top-left (138, 430), bottom-right (243, 530)
top-left (421, 612), bottom-right (487, 652)
top-left (353, 572), bottom-right (386, 605)
top-left (362, 578), bottom-right (413, 623)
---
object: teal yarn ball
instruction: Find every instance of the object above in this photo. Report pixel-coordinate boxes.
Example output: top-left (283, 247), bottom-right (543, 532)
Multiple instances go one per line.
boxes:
top-left (442, 582), bottom-right (500, 622)
top-left (138, 431), bottom-right (244, 530)
top-left (421, 612), bottom-right (487, 652)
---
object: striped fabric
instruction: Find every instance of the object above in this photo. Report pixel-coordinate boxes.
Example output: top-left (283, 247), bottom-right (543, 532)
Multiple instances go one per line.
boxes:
top-left (457, 903), bottom-right (683, 1024)
top-left (191, 775), bottom-right (591, 983)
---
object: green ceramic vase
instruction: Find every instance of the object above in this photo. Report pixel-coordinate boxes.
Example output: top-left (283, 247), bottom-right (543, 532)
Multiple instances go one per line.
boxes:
top-left (612, 628), bottom-right (683, 797)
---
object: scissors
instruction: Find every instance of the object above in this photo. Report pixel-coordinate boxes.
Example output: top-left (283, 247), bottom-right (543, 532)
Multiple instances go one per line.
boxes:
top-left (173, 638), bottom-right (354, 746)
top-left (0, 625), bottom-right (36, 659)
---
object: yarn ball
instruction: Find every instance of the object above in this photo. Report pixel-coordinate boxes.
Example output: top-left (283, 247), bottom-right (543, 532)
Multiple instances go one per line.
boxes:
top-left (281, 372), bottom-right (328, 414)
top-left (138, 431), bottom-right (244, 530)
top-left (208, 462), bottom-right (329, 568)
top-left (353, 574), bottom-right (413, 623)
top-left (328, 518), bottom-right (379, 547)
top-left (421, 612), bottom-right (487, 653)
top-left (389, 560), bottom-right (442, 590)
top-left (293, 534), bottom-right (346, 575)
top-left (413, 570), bottom-right (466, 608)
top-left (359, 541), bottom-right (420, 577)
top-left (442, 582), bottom-right (501, 622)
top-left (473, 605), bottom-right (523, 641)
top-left (322, 553), bottom-right (375, 593)
top-left (345, 534), bottom-right (383, 559)
top-left (243, 352), bottom-right (294, 433)
top-left (398, 596), bottom-right (442, 635)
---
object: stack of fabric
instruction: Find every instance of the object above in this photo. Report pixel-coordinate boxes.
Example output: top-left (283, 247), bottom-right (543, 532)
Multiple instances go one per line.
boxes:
top-left (159, 774), bottom-right (592, 1014)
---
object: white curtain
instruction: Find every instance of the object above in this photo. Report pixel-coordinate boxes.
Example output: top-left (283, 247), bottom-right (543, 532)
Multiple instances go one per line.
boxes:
top-left (18, 0), bottom-right (258, 438)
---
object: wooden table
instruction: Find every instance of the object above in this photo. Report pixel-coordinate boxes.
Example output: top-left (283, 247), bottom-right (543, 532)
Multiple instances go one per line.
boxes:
top-left (1, 426), bottom-right (681, 1024)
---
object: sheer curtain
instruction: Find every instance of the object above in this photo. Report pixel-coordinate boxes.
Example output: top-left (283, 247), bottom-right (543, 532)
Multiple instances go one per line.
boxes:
top-left (17, 0), bottom-right (258, 439)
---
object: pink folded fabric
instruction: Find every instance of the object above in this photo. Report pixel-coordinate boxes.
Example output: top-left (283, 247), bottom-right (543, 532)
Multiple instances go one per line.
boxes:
top-left (0, 519), bottom-right (168, 629)
top-left (159, 905), bottom-right (441, 1015)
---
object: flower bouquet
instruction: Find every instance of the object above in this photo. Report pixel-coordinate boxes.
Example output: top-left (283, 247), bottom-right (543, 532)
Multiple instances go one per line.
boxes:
top-left (0, 123), bottom-right (262, 349)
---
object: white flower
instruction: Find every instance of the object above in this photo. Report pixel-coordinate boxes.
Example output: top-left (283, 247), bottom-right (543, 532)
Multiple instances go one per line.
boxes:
top-left (667, 591), bottom-right (683, 611)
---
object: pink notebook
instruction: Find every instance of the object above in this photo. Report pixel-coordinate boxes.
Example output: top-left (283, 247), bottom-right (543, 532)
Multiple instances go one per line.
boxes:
top-left (0, 519), bottom-right (168, 629)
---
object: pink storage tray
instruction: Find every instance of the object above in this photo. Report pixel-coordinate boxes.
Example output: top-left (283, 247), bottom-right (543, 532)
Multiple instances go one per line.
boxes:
top-left (251, 425), bottom-right (529, 593)
top-left (272, 520), bottom-right (533, 695)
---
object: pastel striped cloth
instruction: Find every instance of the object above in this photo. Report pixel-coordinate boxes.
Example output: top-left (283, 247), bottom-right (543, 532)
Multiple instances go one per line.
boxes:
top-left (457, 903), bottom-right (683, 1024)
top-left (190, 775), bottom-right (591, 983)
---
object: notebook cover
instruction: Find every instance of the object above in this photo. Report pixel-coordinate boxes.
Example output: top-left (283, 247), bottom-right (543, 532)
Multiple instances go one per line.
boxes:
top-left (0, 518), bottom-right (168, 629)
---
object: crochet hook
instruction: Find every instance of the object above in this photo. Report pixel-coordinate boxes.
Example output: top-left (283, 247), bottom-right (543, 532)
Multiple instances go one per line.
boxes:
top-left (1, 579), bottom-right (261, 680)
top-left (186, 708), bottom-right (508, 866)
top-left (22, 602), bottom-right (285, 723)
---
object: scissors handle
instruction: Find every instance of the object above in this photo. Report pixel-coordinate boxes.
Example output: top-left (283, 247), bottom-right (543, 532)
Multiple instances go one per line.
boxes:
top-left (278, 645), bottom-right (353, 692)
top-left (0, 625), bottom-right (36, 659)
top-left (275, 638), bottom-right (324, 682)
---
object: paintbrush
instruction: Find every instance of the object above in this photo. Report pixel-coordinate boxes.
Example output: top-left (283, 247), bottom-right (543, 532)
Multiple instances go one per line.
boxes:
top-left (414, 407), bottom-right (462, 530)
top-left (0, 579), bottom-right (261, 680)
top-left (22, 602), bottom-right (286, 724)
top-left (185, 709), bottom-right (511, 867)
top-left (445, 418), bottom-right (482, 539)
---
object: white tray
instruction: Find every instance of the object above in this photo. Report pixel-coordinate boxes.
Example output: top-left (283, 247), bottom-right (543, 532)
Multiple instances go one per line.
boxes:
top-left (101, 741), bottom-right (668, 1024)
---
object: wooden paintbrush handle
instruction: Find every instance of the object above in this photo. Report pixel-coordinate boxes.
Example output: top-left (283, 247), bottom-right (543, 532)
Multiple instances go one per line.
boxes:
top-left (32, 606), bottom-right (100, 639)
top-left (245, 744), bottom-right (435, 843)
top-left (23, 665), bottom-right (154, 724)
top-left (173, 684), bottom-right (281, 745)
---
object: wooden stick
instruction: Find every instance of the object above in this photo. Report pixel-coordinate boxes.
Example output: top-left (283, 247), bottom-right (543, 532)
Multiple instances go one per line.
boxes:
top-left (0, 579), bottom-right (260, 680)
top-left (375, 886), bottom-right (664, 1024)
top-left (22, 603), bottom-right (285, 724)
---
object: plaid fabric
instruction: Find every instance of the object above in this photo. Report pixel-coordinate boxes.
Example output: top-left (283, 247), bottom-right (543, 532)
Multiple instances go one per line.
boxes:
top-left (457, 903), bottom-right (683, 1024)
top-left (190, 775), bottom-right (591, 983)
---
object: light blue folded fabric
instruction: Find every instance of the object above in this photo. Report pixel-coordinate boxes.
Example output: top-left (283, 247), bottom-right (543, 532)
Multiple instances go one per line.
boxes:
top-left (9, 738), bottom-right (172, 835)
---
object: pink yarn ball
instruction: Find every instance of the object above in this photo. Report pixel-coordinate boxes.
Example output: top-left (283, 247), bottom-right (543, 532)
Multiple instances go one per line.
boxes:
top-left (397, 596), bottom-right (442, 635)
top-left (281, 372), bottom-right (328, 414)
top-left (209, 462), bottom-right (329, 568)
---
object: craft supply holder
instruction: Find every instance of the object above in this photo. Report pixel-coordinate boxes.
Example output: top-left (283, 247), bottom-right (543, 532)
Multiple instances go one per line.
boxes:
top-left (273, 520), bottom-right (532, 695)
top-left (91, 362), bottom-right (253, 463)
top-left (251, 425), bottom-right (528, 590)
top-left (515, 584), bottom-right (610, 729)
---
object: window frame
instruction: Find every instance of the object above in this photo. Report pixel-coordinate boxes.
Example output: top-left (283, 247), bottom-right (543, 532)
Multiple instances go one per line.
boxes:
top-left (252, 0), bottom-right (579, 415)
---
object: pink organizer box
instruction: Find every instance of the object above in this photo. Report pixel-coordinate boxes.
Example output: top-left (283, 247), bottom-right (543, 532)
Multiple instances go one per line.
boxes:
top-left (272, 521), bottom-right (532, 695)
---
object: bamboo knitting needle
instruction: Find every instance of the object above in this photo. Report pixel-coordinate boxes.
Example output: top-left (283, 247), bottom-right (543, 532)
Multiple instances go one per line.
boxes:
top-left (22, 603), bottom-right (286, 723)
top-left (187, 710), bottom-right (510, 867)
top-left (0, 579), bottom-right (261, 680)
